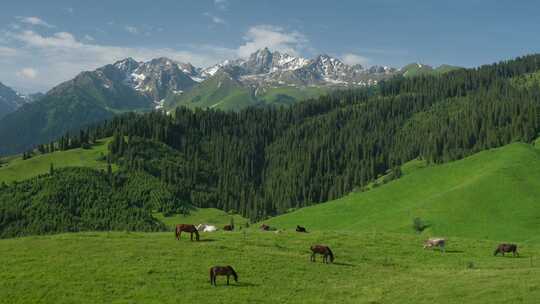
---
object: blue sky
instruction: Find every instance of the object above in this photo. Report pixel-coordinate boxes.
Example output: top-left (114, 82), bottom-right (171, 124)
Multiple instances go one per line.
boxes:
top-left (1, 0), bottom-right (539, 92)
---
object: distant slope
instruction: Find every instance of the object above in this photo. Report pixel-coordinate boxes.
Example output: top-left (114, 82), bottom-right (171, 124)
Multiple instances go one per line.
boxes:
top-left (0, 138), bottom-right (114, 184)
top-left (265, 141), bottom-right (540, 241)
top-left (401, 63), bottom-right (462, 77)
top-left (0, 82), bottom-right (26, 119)
top-left (166, 70), bottom-right (256, 111)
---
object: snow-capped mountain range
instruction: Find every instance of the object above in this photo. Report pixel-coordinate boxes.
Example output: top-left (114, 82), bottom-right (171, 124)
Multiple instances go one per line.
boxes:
top-left (200, 47), bottom-right (396, 87)
top-left (90, 47), bottom-right (399, 106)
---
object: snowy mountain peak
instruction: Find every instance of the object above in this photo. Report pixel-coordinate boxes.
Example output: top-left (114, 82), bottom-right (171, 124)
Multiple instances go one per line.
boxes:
top-left (113, 57), bottom-right (140, 73)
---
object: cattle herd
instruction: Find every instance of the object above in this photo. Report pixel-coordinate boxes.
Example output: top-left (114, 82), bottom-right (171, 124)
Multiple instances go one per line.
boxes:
top-left (175, 223), bottom-right (520, 286)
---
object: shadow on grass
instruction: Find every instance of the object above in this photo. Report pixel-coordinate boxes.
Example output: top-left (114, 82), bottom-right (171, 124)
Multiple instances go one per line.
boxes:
top-left (211, 282), bottom-right (258, 288)
top-left (331, 262), bottom-right (356, 267)
top-left (443, 250), bottom-right (464, 254)
top-left (197, 239), bottom-right (217, 242)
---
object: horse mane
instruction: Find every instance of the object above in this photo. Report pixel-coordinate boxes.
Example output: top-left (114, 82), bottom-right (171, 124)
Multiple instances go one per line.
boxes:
top-left (228, 266), bottom-right (238, 281)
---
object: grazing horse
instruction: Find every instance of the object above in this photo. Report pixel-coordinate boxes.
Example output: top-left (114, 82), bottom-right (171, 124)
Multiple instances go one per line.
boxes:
top-left (296, 225), bottom-right (307, 233)
top-left (175, 224), bottom-right (200, 241)
top-left (423, 238), bottom-right (446, 252)
top-left (310, 245), bottom-right (334, 263)
top-left (223, 224), bottom-right (234, 231)
top-left (494, 244), bottom-right (519, 257)
top-left (260, 224), bottom-right (270, 231)
top-left (209, 266), bottom-right (238, 286)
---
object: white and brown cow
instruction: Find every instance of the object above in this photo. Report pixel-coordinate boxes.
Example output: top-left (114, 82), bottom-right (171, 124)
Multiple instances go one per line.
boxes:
top-left (423, 238), bottom-right (446, 252)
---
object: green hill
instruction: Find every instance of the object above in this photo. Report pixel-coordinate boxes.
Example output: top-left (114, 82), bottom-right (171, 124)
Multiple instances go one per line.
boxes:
top-left (166, 71), bottom-right (256, 111)
top-left (0, 138), bottom-right (114, 184)
top-left (166, 71), bottom-right (330, 111)
top-left (265, 141), bottom-right (540, 241)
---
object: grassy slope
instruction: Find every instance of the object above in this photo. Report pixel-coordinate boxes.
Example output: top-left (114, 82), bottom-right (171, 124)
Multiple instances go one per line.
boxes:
top-left (265, 142), bottom-right (540, 242)
top-left (2, 142), bottom-right (540, 303)
top-left (257, 86), bottom-right (328, 107)
top-left (154, 208), bottom-right (248, 230)
top-left (0, 138), bottom-right (114, 184)
top-left (1, 231), bottom-right (539, 304)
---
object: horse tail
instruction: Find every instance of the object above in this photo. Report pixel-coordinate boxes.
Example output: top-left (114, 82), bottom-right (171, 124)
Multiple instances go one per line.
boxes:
top-left (228, 266), bottom-right (238, 282)
top-left (326, 247), bottom-right (334, 262)
top-left (209, 267), bottom-right (214, 283)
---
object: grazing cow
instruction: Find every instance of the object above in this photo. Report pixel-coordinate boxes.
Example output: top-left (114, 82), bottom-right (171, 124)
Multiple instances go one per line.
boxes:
top-left (423, 238), bottom-right (446, 252)
top-left (196, 224), bottom-right (218, 232)
top-left (296, 225), bottom-right (307, 233)
top-left (223, 224), bottom-right (234, 231)
top-left (260, 224), bottom-right (270, 231)
top-left (175, 224), bottom-right (200, 241)
top-left (494, 244), bottom-right (519, 257)
top-left (203, 225), bottom-right (217, 232)
top-left (310, 245), bottom-right (335, 263)
top-left (209, 266), bottom-right (238, 286)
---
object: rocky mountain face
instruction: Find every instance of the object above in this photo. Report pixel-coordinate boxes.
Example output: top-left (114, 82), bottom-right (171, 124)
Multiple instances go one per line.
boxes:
top-left (198, 48), bottom-right (397, 87)
top-left (0, 82), bottom-right (32, 119)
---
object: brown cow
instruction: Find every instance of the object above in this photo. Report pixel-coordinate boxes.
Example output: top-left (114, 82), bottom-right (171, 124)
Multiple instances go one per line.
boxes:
top-left (223, 224), bottom-right (234, 231)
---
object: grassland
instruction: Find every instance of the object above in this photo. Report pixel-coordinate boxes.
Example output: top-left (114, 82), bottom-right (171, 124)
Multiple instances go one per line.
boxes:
top-left (2, 141), bottom-right (540, 303)
top-left (1, 231), bottom-right (539, 304)
top-left (266, 142), bottom-right (540, 242)
top-left (0, 138), bottom-right (114, 184)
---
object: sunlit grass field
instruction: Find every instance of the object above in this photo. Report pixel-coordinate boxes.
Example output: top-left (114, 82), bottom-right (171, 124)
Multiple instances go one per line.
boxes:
top-left (0, 138), bottom-right (114, 184)
top-left (1, 230), bottom-right (539, 304)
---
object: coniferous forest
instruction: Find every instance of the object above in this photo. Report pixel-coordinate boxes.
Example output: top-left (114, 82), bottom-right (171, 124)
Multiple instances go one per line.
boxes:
top-left (1, 54), bottom-right (539, 237)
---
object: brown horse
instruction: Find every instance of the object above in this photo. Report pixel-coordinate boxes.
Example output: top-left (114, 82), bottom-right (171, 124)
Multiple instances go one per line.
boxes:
top-left (494, 243), bottom-right (519, 257)
top-left (296, 225), bottom-right (307, 233)
top-left (310, 245), bottom-right (334, 263)
top-left (260, 224), bottom-right (270, 231)
top-left (175, 224), bottom-right (200, 241)
top-left (223, 224), bottom-right (234, 231)
top-left (209, 266), bottom-right (238, 286)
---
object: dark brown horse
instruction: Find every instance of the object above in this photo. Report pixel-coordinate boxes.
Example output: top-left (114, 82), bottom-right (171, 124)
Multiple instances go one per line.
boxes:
top-left (209, 266), bottom-right (238, 286)
top-left (494, 243), bottom-right (519, 256)
top-left (260, 224), bottom-right (270, 231)
top-left (223, 224), bottom-right (234, 231)
top-left (310, 245), bottom-right (334, 263)
top-left (296, 225), bottom-right (307, 233)
top-left (175, 224), bottom-right (200, 241)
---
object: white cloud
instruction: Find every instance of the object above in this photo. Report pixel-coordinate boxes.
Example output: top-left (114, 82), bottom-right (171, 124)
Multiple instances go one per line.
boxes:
top-left (16, 16), bottom-right (54, 28)
top-left (17, 68), bottom-right (38, 79)
top-left (214, 0), bottom-right (228, 10)
top-left (66, 8), bottom-right (74, 14)
top-left (341, 53), bottom-right (370, 66)
top-left (0, 46), bottom-right (17, 57)
top-left (0, 30), bottom-right (234, 91)
top-left (203, 12), bottom-right (226, 25)
top-left (124, 26), bottom-right (139, 35)
top-left (84, 35), bottom-right (95, 41)
top-left (0, 24), bottom-right (312, 92)
top-left (237, 25), bottom-right (307, 58)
